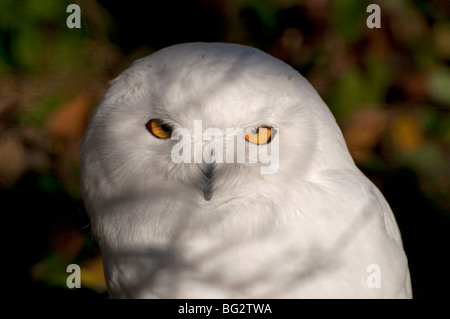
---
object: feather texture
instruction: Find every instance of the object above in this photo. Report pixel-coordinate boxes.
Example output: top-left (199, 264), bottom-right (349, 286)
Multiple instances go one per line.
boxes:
top-left (80, 43), bottom-right (411, 298)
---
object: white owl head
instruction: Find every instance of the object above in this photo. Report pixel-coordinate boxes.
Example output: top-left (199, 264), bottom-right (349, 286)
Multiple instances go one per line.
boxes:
top-left (80, 42), bottom-right (353, 224)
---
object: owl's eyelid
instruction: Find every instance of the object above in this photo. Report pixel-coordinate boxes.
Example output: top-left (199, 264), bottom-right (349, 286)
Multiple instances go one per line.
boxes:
top-left (149, 118), bottom-right (175, 130)
top-left (244, 127), bottom-right (259, 134)
top-left (244, 124), bottom-right (273, 132)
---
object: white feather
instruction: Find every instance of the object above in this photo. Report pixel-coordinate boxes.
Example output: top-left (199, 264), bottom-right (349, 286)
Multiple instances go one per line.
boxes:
top-left (80, 43), bottom-right (411, 298)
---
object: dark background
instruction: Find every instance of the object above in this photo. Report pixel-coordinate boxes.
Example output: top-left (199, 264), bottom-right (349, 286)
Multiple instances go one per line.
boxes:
top-left (0, 0), bottom-right (449, 298)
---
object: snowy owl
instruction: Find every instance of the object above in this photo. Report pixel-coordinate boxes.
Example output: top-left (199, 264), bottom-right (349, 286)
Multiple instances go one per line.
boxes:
top-left (80, 42), bottom-right (411, 298)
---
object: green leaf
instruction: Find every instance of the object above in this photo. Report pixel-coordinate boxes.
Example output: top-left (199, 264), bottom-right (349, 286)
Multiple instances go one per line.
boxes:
top-left (365, 57), bottom-right (392, 103)
top-left (328, 68), bottom-right (366, 122)
top-left (332, 0), bottom-right (368, 43)
top-left (428, 66), bottom-right (450, 106)
top-left (13, 27), bottom-right (42, 70)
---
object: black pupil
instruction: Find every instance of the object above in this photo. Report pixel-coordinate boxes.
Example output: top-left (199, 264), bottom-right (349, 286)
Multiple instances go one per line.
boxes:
top-left (161, 123), bottom-right (172, 132)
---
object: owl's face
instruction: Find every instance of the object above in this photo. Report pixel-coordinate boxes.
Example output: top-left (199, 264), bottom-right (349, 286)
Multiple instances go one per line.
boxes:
top-left (81, 43), bottom-right (350, 218)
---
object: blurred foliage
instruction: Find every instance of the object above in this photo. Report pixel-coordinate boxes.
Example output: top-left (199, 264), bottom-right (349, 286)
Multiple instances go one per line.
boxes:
top-left (0, 0), bottom-right (449, 298)
top-left (0, 0), bottom-right (87, 73)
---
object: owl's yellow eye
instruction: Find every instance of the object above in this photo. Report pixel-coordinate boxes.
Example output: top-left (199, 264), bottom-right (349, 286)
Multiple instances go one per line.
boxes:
top-left (244, 126), bottom-right (272, 145)
top-left (146, 119), bottom-right (173, 139)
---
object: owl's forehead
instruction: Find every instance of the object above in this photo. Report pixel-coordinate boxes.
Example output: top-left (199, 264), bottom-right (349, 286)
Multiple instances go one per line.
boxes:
top-left (137, 44), bottom-right (300, 127)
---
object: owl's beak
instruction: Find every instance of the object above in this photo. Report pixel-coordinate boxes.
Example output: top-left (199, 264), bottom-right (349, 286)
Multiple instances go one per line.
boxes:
top-left (203, 187), bottom-right (213, 201)
top-left (201, 163), bottom-right (215, 201)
